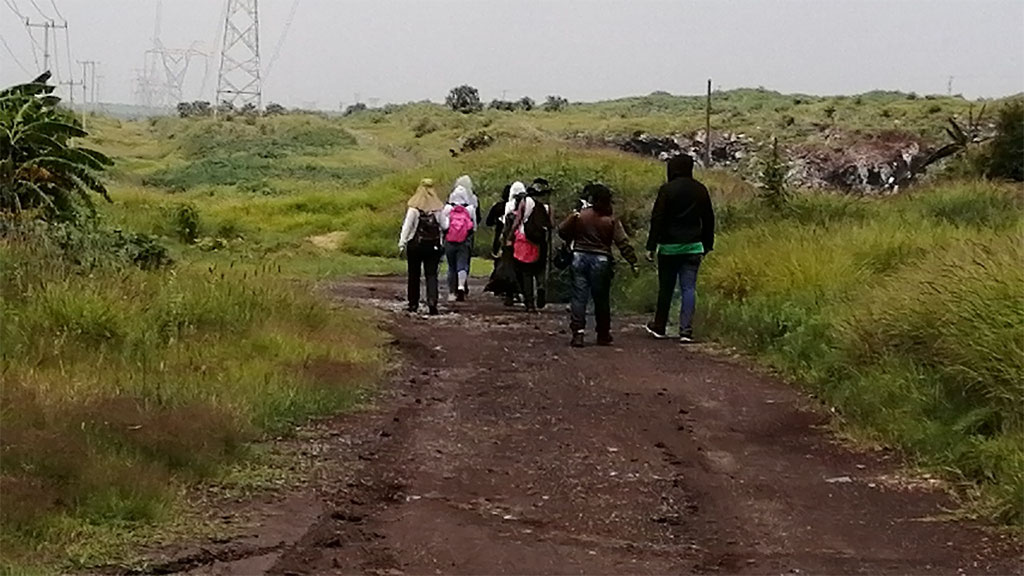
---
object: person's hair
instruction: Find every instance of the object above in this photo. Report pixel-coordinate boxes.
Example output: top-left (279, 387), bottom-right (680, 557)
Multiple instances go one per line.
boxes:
top-left (583, 183), bottom-right (613, 216)
top-left (501, 184), bottom-right (511, 202)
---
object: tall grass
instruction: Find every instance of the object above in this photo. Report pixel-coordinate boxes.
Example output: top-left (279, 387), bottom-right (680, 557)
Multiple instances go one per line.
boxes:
top-left (0, 225), bottom-right (385, 569)
top-left (665, 182), bottom-right (1024, 522)
top-left (85, 109), bottom-right (1024, 526)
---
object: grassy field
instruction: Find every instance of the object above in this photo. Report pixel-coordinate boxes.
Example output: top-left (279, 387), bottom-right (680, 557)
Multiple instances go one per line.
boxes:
top-left (2, 89), bottom-right (1021, 570)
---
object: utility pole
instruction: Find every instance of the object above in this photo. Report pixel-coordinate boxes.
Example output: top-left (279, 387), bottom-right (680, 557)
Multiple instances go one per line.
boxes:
top-left (217, 0), bottom-right (262, 109)
top-left (705, 78), bottom-right (712, 169)
top-left (78, 60), bottom-right (98, 105)
top-left (947, 75), bottom-right (954, 96)
top-left (25, 19), bottom-right (67, 72)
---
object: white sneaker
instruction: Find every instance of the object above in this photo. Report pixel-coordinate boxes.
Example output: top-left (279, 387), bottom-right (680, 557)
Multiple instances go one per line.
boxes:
top-left (447, 293), bottom-right (457, 303)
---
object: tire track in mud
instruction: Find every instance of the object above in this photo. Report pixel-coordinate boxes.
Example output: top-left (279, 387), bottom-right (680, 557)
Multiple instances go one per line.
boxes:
top-left (152, 276), bottom-right (1022, 576)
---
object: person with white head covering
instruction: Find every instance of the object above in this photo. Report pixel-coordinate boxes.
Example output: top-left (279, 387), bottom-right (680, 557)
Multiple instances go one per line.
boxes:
top-left (399, 178), bottom-right (445, 315)
top-left (504, 181), bottom-right (547, 312)
top-left (441, 184), bottom-right (477, 301)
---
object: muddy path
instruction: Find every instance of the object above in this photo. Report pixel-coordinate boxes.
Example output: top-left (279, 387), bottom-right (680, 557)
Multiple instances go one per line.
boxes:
top-left (156, 276), bottom-right (1020, 576)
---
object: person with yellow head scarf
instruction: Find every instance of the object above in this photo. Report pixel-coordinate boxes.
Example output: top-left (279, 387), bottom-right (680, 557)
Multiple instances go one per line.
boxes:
top-left (399, 178), bottom-right (445, 315)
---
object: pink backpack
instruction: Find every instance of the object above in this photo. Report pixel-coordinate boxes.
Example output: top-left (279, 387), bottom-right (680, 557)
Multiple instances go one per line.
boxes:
top-left (446, 205), bottom-right (474, 243)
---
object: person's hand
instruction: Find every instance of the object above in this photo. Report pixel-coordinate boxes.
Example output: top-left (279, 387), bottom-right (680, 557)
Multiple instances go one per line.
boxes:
top-left (398, 246), bottom-right (406, 259)
top-left (645, 251), bottom-right (655, 263)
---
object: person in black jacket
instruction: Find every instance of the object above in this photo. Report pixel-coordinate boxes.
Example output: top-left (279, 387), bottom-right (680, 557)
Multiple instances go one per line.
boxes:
top-left (644, 154), bottom-right (715, 343)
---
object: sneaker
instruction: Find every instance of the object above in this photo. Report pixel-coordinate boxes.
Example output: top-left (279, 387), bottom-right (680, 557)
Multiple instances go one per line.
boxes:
top-left (428, 305), bottom-right (439, 316)
top-left (645, 322), bottom-right (669, 339)
top-left (407, 304), bottom-right (419, 313)
top-left (679, 334), bottom-right (695, 344)
top-left (570, 331), bottom-right (585, 348)
top-left (455, 288), bottom-right (466, 302)
top-left (447, 293), bottom-right (457, 303)
top-left (596, 333), bottom-right (614, 346)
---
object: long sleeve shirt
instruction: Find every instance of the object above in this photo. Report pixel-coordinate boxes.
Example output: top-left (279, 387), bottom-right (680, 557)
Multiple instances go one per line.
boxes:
top-left (399, 208), bottom-right (443, 250)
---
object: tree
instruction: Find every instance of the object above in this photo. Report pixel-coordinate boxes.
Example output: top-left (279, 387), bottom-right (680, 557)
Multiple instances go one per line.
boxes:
top-left (542, 95), bottom-right (569, 112)
top-left (516, 96), bottom-right (535, 112)
top-left (758, 138), bottom-right (789, 210)
top-left (488, 99), bottom-right (516, 112)
top-left (445, 85), bottom-right (483, 114)
top-left (0, 73), bottom-right (113, 219)
top-left (264, 102), bottom-right (287, 116)
top-left (984, 100), bottom-right (1024, 182)
top-left (343, 102), bottom-right (367, 116)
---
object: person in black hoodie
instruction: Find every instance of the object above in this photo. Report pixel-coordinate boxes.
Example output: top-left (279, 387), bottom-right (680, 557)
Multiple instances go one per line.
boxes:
top-left (644, 154), bottom-right (715, 343)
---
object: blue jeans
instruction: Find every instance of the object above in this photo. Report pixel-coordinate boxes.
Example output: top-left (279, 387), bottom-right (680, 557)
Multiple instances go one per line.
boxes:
top-left (654, 253), bottom-right (702, 337)
top-left (445, 238), bottom-right (471, 293)
top-left (570, 252), bottom-right (613, 335)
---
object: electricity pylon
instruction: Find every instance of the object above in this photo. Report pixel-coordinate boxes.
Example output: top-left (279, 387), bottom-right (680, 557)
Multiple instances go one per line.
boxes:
top-left (216, 0), bottom-right (261, 109)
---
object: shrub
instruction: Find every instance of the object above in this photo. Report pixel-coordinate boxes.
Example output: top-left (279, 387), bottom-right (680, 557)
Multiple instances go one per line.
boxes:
top-left (172, 202), bottom-right (200, 243)
top-left (488, 99), bottom-right (516, 112)
top-left (445, 85), bottom-right (483, 114)
top-left (542, 95), bottom-right (569, 112)
top-left (757, 138), bottom-right (789, 210)
top-left (983, 100), bottom-right (1024, 182)
top-left (516, 96), bottom-right (536, 111)
top-left (412, 116), bottom-right (440, 138)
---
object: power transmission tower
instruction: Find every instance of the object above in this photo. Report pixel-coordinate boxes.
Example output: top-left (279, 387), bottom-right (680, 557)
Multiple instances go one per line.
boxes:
top-left (217, 0), bottom-right (262, 109)
top-left (24, 18), bottom-right (67, 72)
top-left (134, 1), bottom-right (208, 108)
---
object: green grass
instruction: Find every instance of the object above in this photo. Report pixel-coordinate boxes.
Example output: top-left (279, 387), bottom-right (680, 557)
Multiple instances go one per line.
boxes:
top-left (3, 90), bottom-right (1022, 571)
top-left (0, 225), bottom-right (386, 570)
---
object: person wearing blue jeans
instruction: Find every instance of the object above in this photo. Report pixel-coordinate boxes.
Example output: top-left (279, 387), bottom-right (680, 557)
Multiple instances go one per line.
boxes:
top-left (644, 154), bottom-right (715, 343)
top-left (654, 253), bottom-right (702, 340)
top-left (558, 184), bottom-right (638, 348)
top-left (570, 252), bottom-right (613, 340)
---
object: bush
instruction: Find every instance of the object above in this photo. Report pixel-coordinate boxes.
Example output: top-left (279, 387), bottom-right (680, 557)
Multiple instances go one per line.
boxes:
top-left (445, 85), bottom-right (483, 114)
top-left (984, 100), bottom-right (1024, 182)
top-left (173, 202), bottom-right (200, 243)
top-left (542, 95), bottom-right (569, 112)
top-left (757, 138), bottom-right (789, 210)
top-left (412, 116), bottom-right (440, 138)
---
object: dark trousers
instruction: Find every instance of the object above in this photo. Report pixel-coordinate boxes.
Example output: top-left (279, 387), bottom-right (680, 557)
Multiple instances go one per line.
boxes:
top-left (654, 253), bottom-right (702, 337)
top-left (407, 242), bottom-right (441, 309)
top-left (515, 258), bottom-right (542, 309)
top-left (569, 251), bottom-right (613, 335)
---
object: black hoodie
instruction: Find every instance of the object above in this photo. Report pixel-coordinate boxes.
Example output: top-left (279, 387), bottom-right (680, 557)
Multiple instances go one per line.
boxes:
top-left (645, 155), bottom-right (715, 253)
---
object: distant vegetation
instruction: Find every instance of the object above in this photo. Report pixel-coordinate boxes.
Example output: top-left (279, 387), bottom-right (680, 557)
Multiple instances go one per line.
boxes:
top-left (2, 79), bottom-right (1022, 571)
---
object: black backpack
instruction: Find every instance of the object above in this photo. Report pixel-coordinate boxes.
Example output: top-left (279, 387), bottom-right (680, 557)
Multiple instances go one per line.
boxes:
top-left (524, 203), bottom-right (550, 245)
top-left (413, 210), bottom-right (441, 245)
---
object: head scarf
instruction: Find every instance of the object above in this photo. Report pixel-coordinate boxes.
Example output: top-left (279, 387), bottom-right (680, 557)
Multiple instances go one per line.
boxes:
top-left (448, 185), bottom-right (472, 206)
top-left (408, 178), bottom-right (444, 212)
top-left (453, 175), bottom-right (478, 210)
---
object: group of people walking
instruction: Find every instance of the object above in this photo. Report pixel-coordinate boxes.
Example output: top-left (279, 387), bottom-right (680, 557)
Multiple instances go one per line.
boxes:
top-left (398, 154), bottom-right (715, 348)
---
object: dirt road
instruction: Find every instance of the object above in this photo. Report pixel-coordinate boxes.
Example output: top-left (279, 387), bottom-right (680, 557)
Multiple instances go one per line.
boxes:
top-left (161, 276), bottom-right (1020, 576)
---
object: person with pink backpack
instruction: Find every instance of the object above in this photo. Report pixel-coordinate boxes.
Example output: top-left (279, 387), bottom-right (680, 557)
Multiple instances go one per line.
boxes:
top-left (441, 184), bottom-right (477, 302)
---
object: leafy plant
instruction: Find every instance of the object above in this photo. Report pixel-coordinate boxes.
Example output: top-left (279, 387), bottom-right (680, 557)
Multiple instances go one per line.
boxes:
top-left (173, 202), bottom-right (200, 243)
top-left (757, 137), bottom-right (789, 210)
top-left (0, 73), bottom-right (113, 220)
top-left (445, 85), bottom-right (483, 114)
top-left (983, 99), bottom-right (1024, 182)
top-left (542, 95), bottom-right (569, 112)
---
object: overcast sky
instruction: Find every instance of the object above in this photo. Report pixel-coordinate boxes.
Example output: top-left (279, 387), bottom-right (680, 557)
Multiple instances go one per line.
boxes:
top-left (1, 0), bottom-right (1022, 108)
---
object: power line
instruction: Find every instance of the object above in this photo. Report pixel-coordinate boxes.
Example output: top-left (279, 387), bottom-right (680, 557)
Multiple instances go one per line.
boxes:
top-left (263, 0), bottom-right (299, 83)
top-left (47, 0), bottom-right (63, 20)
top-left (27, 0), bottom-right (48, 19)
top-left (1, 34), bottom-right (32, 76)
top-left (3, 0), bottom-right (24, 18)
